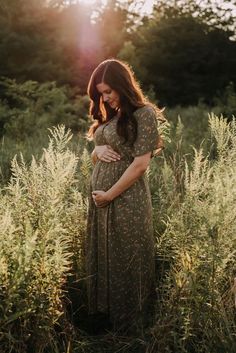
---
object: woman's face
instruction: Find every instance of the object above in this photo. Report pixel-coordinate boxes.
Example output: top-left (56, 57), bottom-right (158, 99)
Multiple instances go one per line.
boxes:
top-left (96, 82), bottom-right (120, 110)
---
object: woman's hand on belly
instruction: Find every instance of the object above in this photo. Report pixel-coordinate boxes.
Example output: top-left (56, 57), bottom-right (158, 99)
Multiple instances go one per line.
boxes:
top-left (92, 190), bottom-right (112, 208)
top-left (95, 145), bottom-right (121, 163)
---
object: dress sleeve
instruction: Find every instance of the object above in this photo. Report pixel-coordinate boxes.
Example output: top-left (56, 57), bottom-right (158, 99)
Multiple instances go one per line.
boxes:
top-left (132, 106), bottom-right (159, 157)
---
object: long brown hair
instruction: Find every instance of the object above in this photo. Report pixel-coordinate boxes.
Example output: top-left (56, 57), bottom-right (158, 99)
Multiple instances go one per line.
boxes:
top-left (87, 59), bottom-right (164, 145)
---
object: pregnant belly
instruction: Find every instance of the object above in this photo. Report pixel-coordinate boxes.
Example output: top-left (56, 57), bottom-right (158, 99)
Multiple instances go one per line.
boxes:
top-left (91, 159), bottom-right (131, 191)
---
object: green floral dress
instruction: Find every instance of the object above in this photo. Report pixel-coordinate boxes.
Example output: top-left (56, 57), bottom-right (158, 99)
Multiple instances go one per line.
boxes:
top-left (86, 105), bottom-right (159, 328)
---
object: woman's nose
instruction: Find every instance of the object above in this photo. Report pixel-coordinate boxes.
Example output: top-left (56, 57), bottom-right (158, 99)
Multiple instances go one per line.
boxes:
top-left (103, 94), bottom-right (109, 102)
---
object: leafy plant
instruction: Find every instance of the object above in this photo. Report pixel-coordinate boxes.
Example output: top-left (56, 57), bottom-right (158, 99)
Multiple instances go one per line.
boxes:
top-left (0, 125), bottom-right (86, 352)
top-left (150, 114), bottom-right (236, 353)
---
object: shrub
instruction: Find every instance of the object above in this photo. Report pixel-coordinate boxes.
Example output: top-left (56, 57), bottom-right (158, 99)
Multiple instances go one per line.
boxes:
top-left (150, 114), bottom-right (236, 353)
top-left (0, 126), bottom-right (87, 353)
top-left (0, 78), bottom-right (90, 183)
top-left (0, 78), bottom-right (89, 139)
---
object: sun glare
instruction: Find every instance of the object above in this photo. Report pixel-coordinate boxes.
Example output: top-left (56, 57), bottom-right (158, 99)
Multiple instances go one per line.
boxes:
top-left (79, 0), bottom-right (107, 5)
top-left (78, 0), bottom-right (155, 15)
top-left (79, 0), bottom-right (95, 4)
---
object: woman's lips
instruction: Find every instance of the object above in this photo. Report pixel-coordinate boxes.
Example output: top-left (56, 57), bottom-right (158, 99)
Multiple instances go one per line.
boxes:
top-left (109, 101), bottom-right (116, 108)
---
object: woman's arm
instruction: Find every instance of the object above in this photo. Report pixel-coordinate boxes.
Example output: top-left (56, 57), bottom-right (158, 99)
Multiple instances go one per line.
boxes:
top-left (91, 145), bottom-right (121, 165)
top-left (92, 152), bottom-right (151, 207)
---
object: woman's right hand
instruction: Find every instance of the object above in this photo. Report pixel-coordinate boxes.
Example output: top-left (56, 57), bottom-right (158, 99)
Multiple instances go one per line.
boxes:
top-left (94, 145), bottom-right (121, 163)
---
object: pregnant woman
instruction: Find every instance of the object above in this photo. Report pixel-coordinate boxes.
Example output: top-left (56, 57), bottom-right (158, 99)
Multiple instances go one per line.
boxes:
top-left (86, 59), bottom-right (165, 333)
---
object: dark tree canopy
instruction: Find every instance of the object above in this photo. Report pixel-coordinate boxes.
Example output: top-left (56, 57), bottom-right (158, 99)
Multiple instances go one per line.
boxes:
top-left (0, 0), bottom-right (236, 105)
top-left (127, 14), bottom-right (236, 106)
top-left (119, 0), bottom-right (236, 106)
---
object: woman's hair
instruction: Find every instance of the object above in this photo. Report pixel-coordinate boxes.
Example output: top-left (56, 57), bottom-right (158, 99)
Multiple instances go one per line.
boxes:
top-left (87, 58), bottom-right (165, 145)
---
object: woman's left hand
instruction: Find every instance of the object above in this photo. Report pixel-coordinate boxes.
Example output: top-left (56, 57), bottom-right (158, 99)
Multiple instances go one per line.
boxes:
top-left (92, 190), bottom-right (112, 207)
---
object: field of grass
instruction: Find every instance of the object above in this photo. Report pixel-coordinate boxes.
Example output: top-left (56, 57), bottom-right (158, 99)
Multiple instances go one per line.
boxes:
top-left (0, 108), bottom-right (235, 352)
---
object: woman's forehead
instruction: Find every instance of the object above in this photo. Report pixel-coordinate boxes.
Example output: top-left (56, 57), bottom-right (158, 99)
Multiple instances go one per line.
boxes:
top-left (96, 82), bottom-right (111, 93)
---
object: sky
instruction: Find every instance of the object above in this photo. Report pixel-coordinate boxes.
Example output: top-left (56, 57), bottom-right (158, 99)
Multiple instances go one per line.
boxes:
top-left (78, 0), bottom-right (154, 14)
top-left (78, 0), bottom-right (236, 16)
top-left (119, 0), bottom-right (155, 14)
top-left (141, 0), bottom-right (155, 14)
top-left (125, 0), bottom-right (236, 15)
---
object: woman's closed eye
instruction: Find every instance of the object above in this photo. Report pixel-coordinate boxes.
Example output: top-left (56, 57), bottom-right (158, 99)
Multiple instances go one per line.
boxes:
top-left (100, 90), bottom-right (111, 96)
top-left (103, 91), bottom-right (112, 98)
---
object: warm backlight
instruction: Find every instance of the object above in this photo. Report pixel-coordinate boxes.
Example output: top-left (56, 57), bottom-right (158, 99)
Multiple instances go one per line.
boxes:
top-left (79, 0), bottom-right (107, 5)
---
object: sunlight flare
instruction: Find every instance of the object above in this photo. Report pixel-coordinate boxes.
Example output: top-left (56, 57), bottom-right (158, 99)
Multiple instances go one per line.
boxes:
top-left (79, 0), bottom-right (107, 6)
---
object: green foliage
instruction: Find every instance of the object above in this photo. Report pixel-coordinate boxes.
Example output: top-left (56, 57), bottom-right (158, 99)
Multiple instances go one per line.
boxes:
top-left (0, 112), bottom-right (236, 352)
top-left (0, 78), bottom-right (90, 183)
top-left (94, 0), bottom-right (132, 58)
top-left (122, 12), bottom-right (236, 106)
top-left (161, 87), bottom-right (236, 159)
top-left (0, 0), bottom-right (100, 89)
top-left (1, 0), bottom-right (236, 105)
top-left (165, 103), bottom-right (211, 154)
top-left (213, 81), bottom-right (236, 119)
top-left (0, 0), bottom-right (134, 91)
top-left (0, 78), bottom-right (89, 139)
top-left (0, 125), bottom-right (86, 352)
top-left (152, 0), bottom-right (236, 32)
top-left (149, 114), bottom-right (236, 353)
top-left (0, 0), bottom-right (67, 82)
top-left (117, 0), bottom-right (236, 107)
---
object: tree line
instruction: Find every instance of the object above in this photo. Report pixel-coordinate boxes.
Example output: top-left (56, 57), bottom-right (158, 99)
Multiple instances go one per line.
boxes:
top-left (0, 0), bottom-right (236, 107)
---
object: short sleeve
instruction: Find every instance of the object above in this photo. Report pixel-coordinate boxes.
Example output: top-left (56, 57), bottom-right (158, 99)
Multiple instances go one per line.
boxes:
top-left (132, 106), bottom-right (159, 157)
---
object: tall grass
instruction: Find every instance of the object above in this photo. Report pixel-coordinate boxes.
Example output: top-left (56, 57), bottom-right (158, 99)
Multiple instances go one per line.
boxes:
top-left (0, 115), bottom-right (235, 353)
top-left (149, 114), bottom-right (236, 353)
top-left (0, 126), bottom-right (87, 353)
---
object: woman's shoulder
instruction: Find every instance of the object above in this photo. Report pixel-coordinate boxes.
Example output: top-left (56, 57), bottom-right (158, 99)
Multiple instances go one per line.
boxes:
top-left (133, 104), bottom-right (156, 118)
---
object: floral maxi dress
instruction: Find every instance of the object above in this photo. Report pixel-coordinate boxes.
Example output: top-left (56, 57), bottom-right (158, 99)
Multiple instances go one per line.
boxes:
top-left (86, 105), bottom-right (159, 327)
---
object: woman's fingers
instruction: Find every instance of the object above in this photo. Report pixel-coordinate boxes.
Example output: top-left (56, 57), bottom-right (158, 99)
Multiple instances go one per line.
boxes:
top-left (104, 147), bottom-right (120, 159)
top-left (101, 151), bottom-right (121, 162)
top-left (105, 154), bottom-right (120, 162)
top-left (96, 145), bottom-right (121, 162)
top-left (111, 152), bottom-right (121, 159)
top-left (92, 191), bottom-right (110, 207)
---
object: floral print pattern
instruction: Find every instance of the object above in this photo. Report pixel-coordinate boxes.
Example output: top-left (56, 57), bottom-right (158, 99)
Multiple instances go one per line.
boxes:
top-left (86, 105), bottom-right (159, 329)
